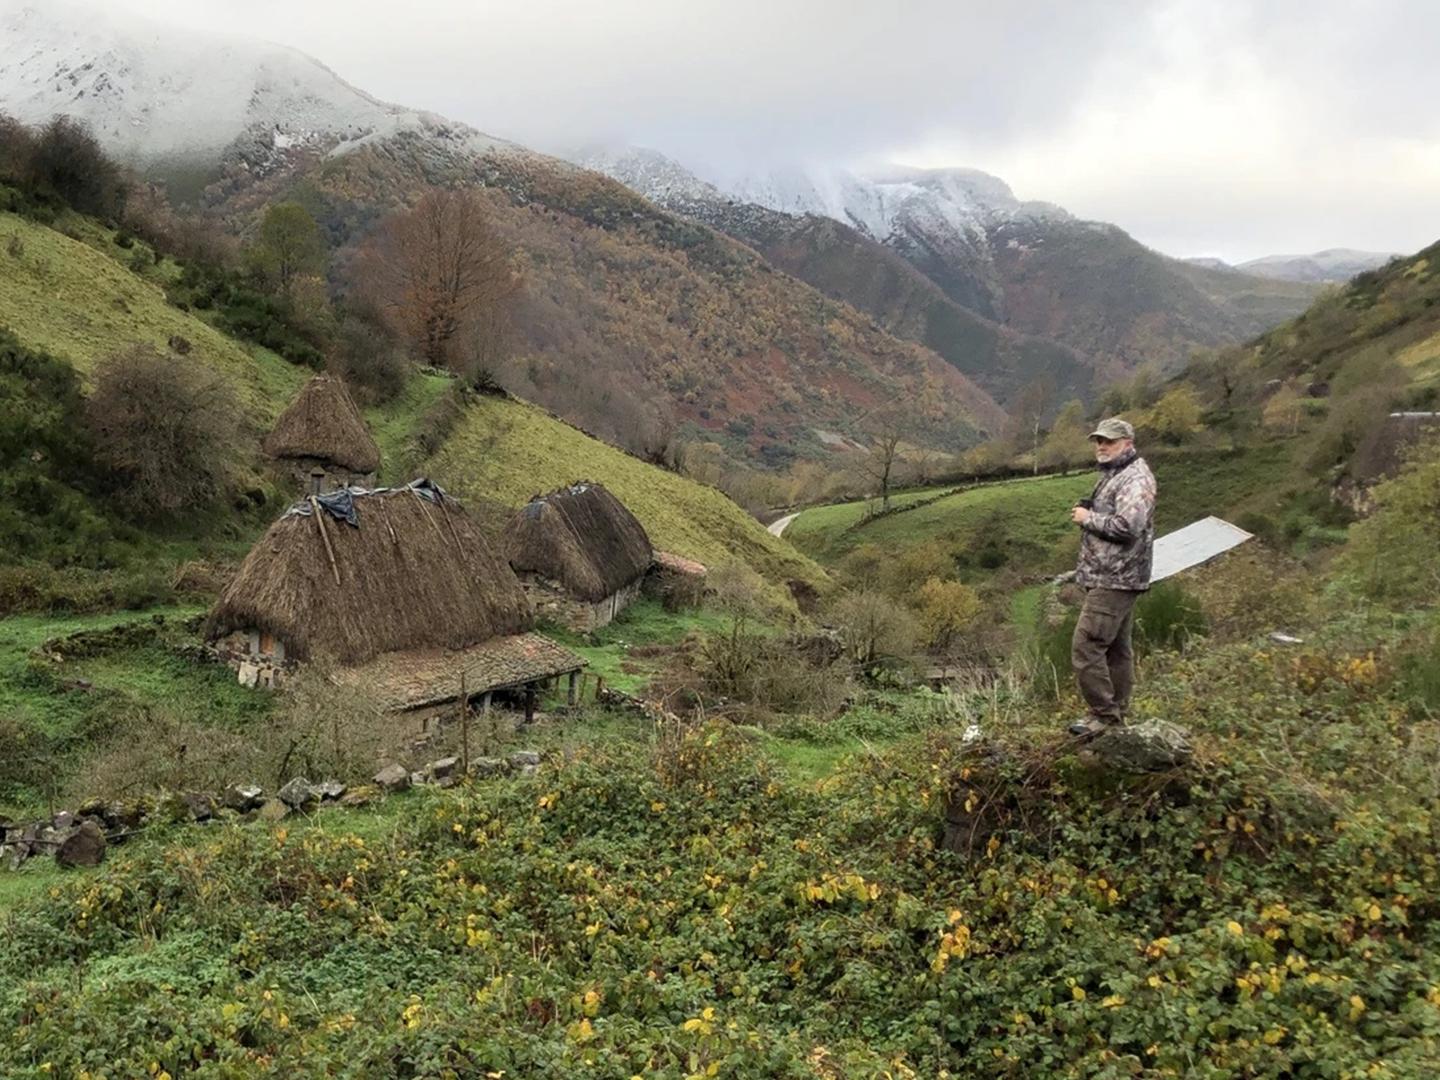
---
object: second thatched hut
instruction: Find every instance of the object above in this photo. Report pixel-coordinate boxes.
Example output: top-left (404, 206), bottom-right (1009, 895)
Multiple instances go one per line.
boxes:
top-left (504, 482), bottom-right (654, 632)
top-left (264, 374), bottom-right (382, 493)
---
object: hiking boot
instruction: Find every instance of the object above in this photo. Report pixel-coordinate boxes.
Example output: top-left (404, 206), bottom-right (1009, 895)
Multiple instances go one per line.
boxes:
top-left (1067, 716), bottom-right (1114, 740)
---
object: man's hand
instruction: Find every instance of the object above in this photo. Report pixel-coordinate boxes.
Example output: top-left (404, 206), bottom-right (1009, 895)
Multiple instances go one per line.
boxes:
top-left (1071, 506), bottom-right (1091, 526)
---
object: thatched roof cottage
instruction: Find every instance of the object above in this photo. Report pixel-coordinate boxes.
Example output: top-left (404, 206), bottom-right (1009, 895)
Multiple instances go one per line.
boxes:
top-left (264, 374), bottom-right (381, 492)
top-left (206, 480), bottom-right (584, 717)
top-left (504, 482), bottom-right (654, 632)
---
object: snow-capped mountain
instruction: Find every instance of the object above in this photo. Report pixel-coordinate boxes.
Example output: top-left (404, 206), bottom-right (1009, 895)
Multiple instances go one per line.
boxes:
top-left (724, 163), bottom-right (1069, 243)
top-left (0, 0), bottom-right (520, 167)
top-left (575, 146), bottom-right (1067, 255)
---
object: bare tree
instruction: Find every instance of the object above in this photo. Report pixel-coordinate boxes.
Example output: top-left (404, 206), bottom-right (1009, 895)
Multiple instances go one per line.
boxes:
top-left (1006, 375), bottom-right (1055, 474)
top-left (356, 188), bottom-right (520, 372)
top-left (858, 408), bottom-right (910, 512)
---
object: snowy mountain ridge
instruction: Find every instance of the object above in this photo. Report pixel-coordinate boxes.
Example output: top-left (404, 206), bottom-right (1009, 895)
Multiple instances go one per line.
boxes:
top-left (0, 0), bottom-right (522, 168)
top-left (573, 144), bottom-right (1070, 249)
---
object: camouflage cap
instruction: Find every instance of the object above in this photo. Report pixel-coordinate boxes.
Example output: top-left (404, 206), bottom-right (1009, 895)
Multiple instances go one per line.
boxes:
top-left (1088, 417), bottom-right (1135, 441)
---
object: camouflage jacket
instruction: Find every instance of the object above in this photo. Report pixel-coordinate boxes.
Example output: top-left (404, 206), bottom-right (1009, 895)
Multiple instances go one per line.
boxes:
top-left (1076, 449), bottom-right (1156, 591)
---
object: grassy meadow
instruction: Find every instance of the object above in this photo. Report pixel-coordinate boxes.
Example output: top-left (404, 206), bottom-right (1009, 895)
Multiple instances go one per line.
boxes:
top-left (0, 210), bottom-right (307, 419)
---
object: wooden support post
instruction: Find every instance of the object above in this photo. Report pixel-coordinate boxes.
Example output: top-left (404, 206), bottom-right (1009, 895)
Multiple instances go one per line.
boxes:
top-left (567, 670), bottom-right (579, 708)
top-left (459, 672), bottom-right (469, 777)
top-left (524, 685), bottom-right (536, 726)
top-left (595, 675), bottom-right (606, 702)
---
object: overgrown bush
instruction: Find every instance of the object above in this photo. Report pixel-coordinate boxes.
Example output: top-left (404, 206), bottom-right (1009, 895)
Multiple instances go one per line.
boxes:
top-left (329, 306), bottom-right (411, 404)
top-left (829, 589), bottom-right (918, 668)
top-left (85, 343), bottom-right (246, 520)
top-left (1338, 439), bottom-right (1440, 602)
top-left (68, 664), bottom-right (398, 801)
top-left (174, 261), bottom-right (327, 367)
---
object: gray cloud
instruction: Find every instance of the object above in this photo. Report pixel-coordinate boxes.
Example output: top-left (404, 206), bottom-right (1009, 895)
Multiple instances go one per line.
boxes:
top-left (111, 0), bottom-right (1440, 260)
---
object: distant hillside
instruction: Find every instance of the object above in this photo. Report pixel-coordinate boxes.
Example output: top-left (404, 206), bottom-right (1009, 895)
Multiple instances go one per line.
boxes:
top-left (1, 1), bottom-right (1003, 470)
top-left (579, 147), bottom-right (1320, 383)
top-left (573, 163), bottom-right (1097, 408)
top-left (1191, 239), bottom-right (1440, 404)
top-left (989, 219), bottom-right (1321, 375)
top-left (1238, 249), bottom-right (1399, 284)
top-left (1168, 237), bottom-right (1440, 519)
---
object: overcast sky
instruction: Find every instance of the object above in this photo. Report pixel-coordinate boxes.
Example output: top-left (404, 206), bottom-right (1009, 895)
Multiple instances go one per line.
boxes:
top-left (109, 0), bottom-right (1440, 261)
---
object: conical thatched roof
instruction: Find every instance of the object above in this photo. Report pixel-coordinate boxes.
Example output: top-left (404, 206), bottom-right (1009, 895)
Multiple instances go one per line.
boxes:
top-left (505, 482), bottom-right (654, 603)
top-left (206, 481), bottom-right (532, 664)
top-left (263, 374), bottom-right (381, 474)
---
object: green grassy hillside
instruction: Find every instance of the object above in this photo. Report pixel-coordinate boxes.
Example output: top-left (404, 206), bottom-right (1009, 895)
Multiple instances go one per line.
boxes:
top-left (0, 210), bottom-right (306, 419)
top-left (787, 447), bottom-right (1303, 578)
top-left (788, 473), bottom-right (1090, 569)
top-left (430, 395), bottom-right (825, 590)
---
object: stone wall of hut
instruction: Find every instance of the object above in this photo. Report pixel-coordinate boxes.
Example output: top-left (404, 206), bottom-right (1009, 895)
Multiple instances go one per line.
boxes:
top-left (282, 457), bottom-right (376, 495)
top-left (517, 574), bottom-right (643, 633)
top-left (212, 629), bottom-right (291, 689)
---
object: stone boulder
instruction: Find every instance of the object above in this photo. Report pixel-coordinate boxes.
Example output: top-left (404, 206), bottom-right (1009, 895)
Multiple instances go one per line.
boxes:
top-left (221, 785), bottom-right (265, 813)
top-left (182, 792), bottom-right (217, 822)
top-left (426, 757), bottom-right (459, 781)
top-left (314, 780), bottom-right (347, 802)
top-left (468, 757), bottom-right (509, 778)
top-left (277, 777), bottom-right (316, 809)
top-left (256, 798), bottom-right (290, 823)
top-left (1090, 719), bottom-right (1194, 773)
top-left (373, 764), bottom-right (410, 793)
top-left (56, 820), bottom-right (106, 868)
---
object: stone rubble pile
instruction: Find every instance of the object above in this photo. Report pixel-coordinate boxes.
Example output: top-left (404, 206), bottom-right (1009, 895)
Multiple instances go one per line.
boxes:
top-left (0, 749), bottom-right (548, 872)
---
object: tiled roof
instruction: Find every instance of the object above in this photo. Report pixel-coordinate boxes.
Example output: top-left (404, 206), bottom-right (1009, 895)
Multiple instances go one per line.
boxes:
top-left (335, 632), bottom-right (585, 712)
top-left (653, 550), bottom-right (707, 576)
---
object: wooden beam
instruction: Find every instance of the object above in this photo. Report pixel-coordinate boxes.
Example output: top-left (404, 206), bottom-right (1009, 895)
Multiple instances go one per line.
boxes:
top-left (567, 670), bottom-right (579, 708)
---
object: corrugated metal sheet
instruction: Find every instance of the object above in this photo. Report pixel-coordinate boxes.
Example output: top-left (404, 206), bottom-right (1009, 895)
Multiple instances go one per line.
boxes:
top-left (1150, 516), bottom-right (1253, 584)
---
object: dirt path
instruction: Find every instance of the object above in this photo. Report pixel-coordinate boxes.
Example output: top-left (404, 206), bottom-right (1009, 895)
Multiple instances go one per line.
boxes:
top-left (767, 512), bottom-right (799, 537)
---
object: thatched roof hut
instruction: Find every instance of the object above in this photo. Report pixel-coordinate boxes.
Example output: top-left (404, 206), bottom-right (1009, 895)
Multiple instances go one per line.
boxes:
top-left (505, 482), bottom-right (654, 603)
top-left (263, 374), bottom-right (381, 475)
top-left (206, 481), bottom-right (531, 665)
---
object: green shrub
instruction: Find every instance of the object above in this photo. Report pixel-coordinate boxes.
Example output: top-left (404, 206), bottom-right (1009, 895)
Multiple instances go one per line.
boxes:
top-left (1134, 580), bottom-right (1207, 653)
top-left (0, 329), bottom-right (130, 572)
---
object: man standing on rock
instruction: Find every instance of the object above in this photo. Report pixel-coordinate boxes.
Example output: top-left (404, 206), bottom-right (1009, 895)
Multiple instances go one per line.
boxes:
top-left (1067, 418), bottom-right (1156, 738)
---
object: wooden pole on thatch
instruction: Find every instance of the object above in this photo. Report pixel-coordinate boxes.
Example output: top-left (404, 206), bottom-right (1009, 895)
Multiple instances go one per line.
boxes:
top-left (310, 497), bottom-right (342, 587)
top-left (459, 671), bottom-right (470, 777)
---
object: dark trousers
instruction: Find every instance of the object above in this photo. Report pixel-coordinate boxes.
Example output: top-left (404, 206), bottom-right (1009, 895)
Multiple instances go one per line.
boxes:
top-left (1071, 587), bottom-right (1140, 724)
